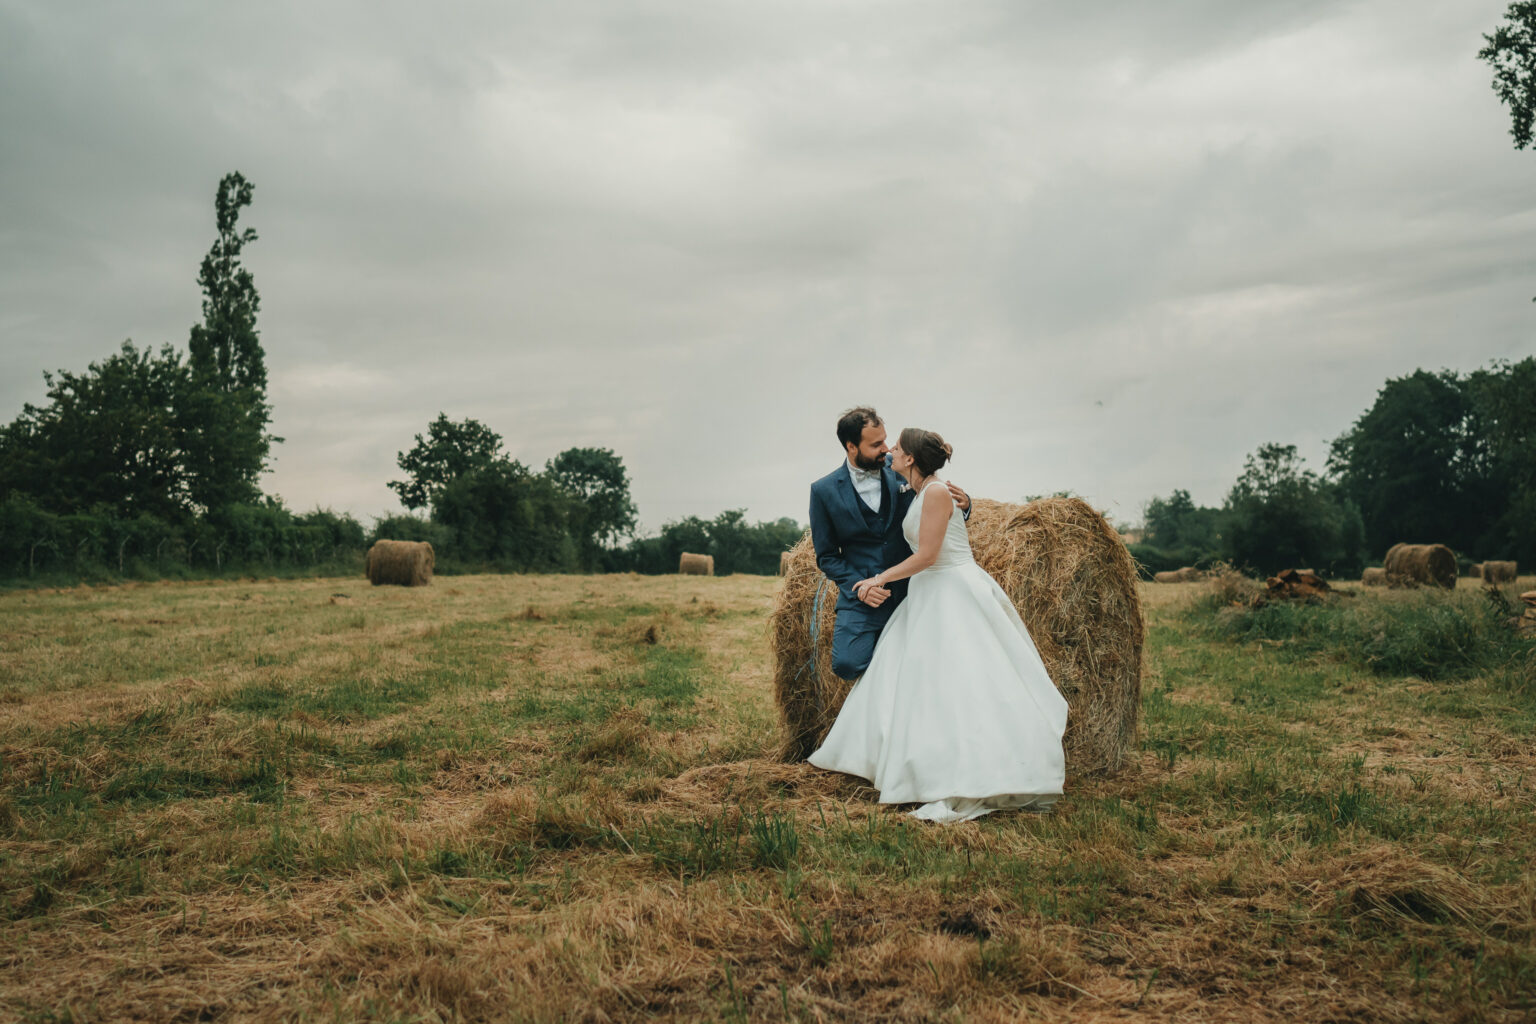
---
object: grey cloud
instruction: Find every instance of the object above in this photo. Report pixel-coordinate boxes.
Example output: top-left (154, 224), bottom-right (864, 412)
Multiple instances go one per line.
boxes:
top-left (2, 0), bottom-right (1532, 532)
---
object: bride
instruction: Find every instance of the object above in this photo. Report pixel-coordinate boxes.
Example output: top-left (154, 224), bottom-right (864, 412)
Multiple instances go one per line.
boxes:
top-left (807, 427), bottom-right (1069, 823)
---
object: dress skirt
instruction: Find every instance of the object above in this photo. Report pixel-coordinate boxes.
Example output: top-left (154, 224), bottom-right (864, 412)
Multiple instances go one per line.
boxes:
top-left (807, 560), bottom-right (1069, 823)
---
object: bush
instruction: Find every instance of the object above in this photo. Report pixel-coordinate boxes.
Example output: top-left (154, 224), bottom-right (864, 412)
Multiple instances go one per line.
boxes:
top-left (1126, 542), bottom-right (1213, 580)
top-left (1204, 562), bottom-right (1263, 607)
top-left (432, 463), bottom-right (579, 572)
top-left (1195, 587), bottom-right (1531, 683)
top-left (370, 513), bottom-right (455, 552)
top-left (1222, 444), bottom-right (1366, 578)
top-left (0, 496), bottom-right (366, 585)
top-left (613, 511), bottom-right (804, 576)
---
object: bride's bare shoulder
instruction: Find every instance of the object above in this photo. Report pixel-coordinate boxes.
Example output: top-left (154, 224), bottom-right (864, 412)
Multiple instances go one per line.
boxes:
top-left (921, 480), bottom-right (955, 510)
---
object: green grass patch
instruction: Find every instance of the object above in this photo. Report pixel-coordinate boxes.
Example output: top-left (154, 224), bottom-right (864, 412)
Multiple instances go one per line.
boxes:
top-left (1193, 589), bottom-right (1532, 684)
top-left (99, 758), bottom-right (285, 805)
top-left (293, 674), bottom-right (433, 722)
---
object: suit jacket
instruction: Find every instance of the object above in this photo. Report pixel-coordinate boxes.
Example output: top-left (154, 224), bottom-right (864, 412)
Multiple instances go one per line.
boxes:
top-left (808, 459), bottom-right (917, 621)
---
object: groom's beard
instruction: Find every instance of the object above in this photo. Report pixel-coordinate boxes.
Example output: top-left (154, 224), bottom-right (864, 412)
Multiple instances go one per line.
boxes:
top-left (853, 452), bottom-right (885, 472)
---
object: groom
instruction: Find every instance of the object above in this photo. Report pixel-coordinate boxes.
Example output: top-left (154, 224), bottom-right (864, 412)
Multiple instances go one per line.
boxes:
top-left (809, 406), bottom-right (969, 681)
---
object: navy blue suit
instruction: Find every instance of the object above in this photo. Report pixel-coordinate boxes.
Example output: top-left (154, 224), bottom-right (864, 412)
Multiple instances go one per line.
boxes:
top-left (808, 460), bottom-right (920, 680)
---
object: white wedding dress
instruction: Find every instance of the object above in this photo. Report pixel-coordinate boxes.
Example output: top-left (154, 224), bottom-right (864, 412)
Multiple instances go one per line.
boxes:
top-left (808, 478), bottom-right (1069, 823)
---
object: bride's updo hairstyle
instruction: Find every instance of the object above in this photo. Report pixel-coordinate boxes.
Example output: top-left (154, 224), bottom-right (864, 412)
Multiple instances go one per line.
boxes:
top-left (898, 427), bottom-right (953, 478)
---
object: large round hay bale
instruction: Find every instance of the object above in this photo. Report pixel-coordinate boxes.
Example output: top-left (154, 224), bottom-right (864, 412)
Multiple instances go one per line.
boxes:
top-left (1152, 570), bottom-right (1183, 584)
top-left (1361, 567), bottom-right (1388, 587)
top-left (678, 552), bottom-right (714, 576)
top-left (1176, 566), bottom-right (1203, 582)
top-left (1481, 560), bottom-right (1518, 585)
top-left (1383, 543), bottom-right (1456, 589)
top-left (365, 539), bottom-right (434, 587)
top-left (771, 497), bottom-right (1144, 779)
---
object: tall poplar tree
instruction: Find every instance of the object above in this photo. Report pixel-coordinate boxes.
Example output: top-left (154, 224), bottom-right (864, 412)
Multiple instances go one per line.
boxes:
top-left (182, 172), bottom-right (278, 511)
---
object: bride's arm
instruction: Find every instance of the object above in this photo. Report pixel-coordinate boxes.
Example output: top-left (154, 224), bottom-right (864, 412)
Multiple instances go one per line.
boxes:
top-left (854, 485), bottom-right (954, 598)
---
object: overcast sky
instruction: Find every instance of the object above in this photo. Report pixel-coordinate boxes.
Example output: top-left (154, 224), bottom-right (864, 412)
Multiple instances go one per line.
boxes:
top-left (3, 1), bottom-right (1533, 532)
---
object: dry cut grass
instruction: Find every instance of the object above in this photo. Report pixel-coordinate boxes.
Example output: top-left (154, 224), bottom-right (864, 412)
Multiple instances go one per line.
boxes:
top-left (0, 571), bottom-right (1533, 1022)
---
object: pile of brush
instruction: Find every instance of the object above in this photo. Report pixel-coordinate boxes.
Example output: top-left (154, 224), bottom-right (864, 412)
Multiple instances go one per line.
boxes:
top-left (1257, 568), bottom-right (1332, 604)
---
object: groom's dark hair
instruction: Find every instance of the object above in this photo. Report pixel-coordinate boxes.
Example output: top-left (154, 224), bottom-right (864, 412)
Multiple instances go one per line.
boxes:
top-left (836, 407), bottom-right (882, 449)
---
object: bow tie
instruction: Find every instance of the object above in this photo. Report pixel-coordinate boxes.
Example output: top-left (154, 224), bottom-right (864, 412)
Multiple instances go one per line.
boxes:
top-left (850, 466), bottom-right (881, 484)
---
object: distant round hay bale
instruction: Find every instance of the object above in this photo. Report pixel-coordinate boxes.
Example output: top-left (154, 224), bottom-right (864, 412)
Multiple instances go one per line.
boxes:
top-left (1470, 563), bottom-right (1483, 579)
top-left (1176, 566), bottom-right (1203, 582)
top-left (1361, 567), bottom-right (1388, 587)
top-left (778, 551), bottom-right (792, 576)
top-left (1481, 560), bottom-right (1518, 585)
top-left (678, 552), bottom-right (714, 576)
top-left (771, 497), bottom-right (1145, 780)
top-left (365, 539), bottom-right (434, 587)
top-left (1153, 570), bottom-right (1183, 584)
top-left (1383, 543), bottom-right (1456, 589)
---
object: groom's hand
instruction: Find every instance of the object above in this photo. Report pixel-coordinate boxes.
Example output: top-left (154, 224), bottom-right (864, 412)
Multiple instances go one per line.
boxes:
top-left (944, 481), bottom-right (970, 512)
top-left (853, 578), bottom-right (891, 607)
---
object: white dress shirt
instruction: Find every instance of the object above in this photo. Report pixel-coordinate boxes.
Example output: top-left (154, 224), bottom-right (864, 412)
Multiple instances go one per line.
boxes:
top-left (846, 458), bottom-right (884, 513)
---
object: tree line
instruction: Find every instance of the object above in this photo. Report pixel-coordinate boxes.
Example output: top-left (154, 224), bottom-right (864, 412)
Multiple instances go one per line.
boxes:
top-left (0, 173), bottom-right (318, 582)
top-left (1130, 11), bottom-right (1536, 581)
top-left (376, 412), bottom-right (801, 576)
top-left (4, 171), bottom-right (1530, 586)
top-left (1132, 360), bottom-right (1536, 578)
top-left (0, 173), bottom-right (801, 583)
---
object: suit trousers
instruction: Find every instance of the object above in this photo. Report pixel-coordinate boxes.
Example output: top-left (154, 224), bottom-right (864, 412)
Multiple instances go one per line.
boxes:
top-left (831, 604), bottom-right (894, 681)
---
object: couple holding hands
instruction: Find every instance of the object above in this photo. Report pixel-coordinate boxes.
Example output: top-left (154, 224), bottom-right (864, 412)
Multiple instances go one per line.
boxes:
top-left (803, 407), bottom-right (1068, 824)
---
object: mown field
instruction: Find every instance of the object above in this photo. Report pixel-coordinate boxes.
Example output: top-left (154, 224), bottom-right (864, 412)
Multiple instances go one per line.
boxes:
top-left (1, 572), bottom-right (1533, 1022)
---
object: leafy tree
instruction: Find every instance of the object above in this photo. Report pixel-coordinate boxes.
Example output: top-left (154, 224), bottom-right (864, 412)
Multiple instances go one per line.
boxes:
top-left (750, 516), bottom-right (806, 572)
top-left (706, 510), bottom-right (804, 575)
top-left (0, 341), bottom-right (191, 521)
top-left (368, 512), bottom-right (455, 561)
top-left (616, 511), bottom-right (804, 575)
top-left (1468, 357), bottom-right (1536, 562)
top-left (386, 421), bottom-right (643, 571)
top-left (388, 414), bottom-right (506, 513)
top-left (545, 447), bottom-right (638, 567)
top-left (1327, 369), bottom-right (1502, 557)
top-left (433, 459), bottom-right (577, 570)
top-left (182, 172), bottom-right (277, 511)
top-left (293, 507), bottom-right (366, 560)
top-left (1142, 489), bottom-right (1223, 554)
top-left (1224, 443), bottom-right (1365, 577)
top-left (1126, 489), bottom-right (1226, 579)
top-left (656, 516), bottom-right (713, 571)
top-left (705, 509), bottom-right (753, 575)
top-left (188, 173), bottom-right (265, 391)
top-left (1480, 3), bottom-right (1536, 150)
